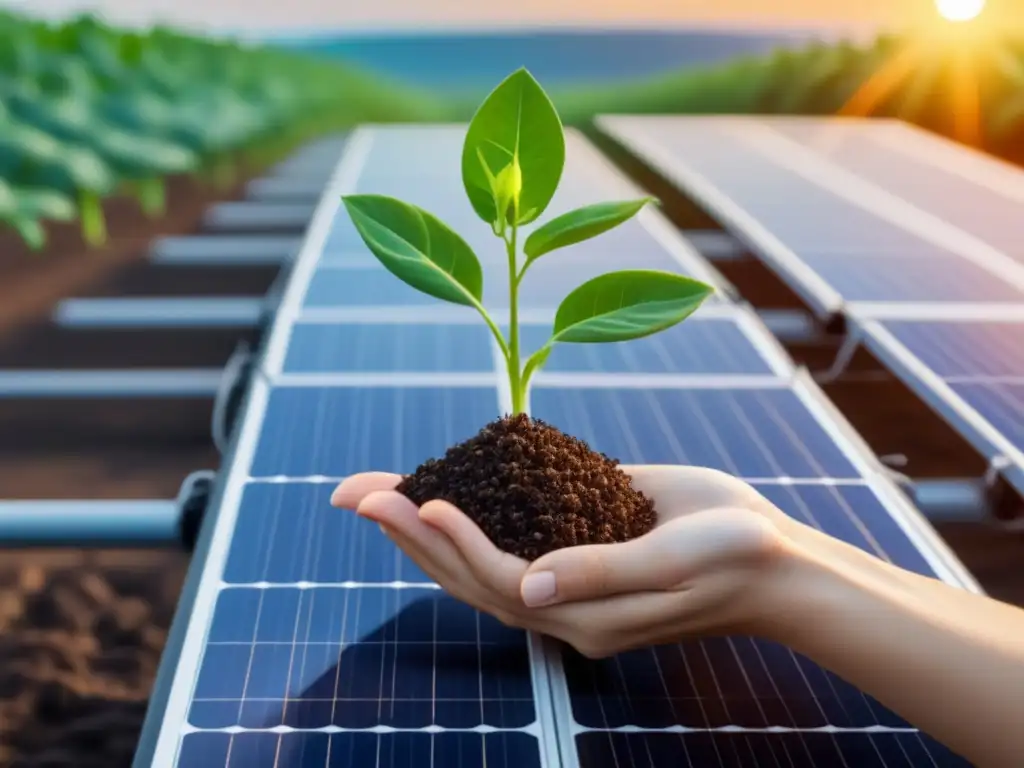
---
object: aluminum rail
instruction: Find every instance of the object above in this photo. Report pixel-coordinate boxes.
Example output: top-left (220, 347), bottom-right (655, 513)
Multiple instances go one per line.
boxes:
top-left (149, 235), bottom-right (299, 266)
top-left (53, 297), bottom-right (263, 329)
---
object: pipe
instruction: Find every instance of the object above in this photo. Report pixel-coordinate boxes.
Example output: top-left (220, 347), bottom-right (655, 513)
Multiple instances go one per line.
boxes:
top-left (0, 500), bottom-right (179, 546)
top-left (53, 297), bottom-right (263, 329)
top-left (756, 309), bottom-right (823, 344)
top-left (911, 478), bottom-right (991, 522)
top-left (683, 229), bottom-right (747, 261)
top-left (0, 369), bottom-right (223, 398)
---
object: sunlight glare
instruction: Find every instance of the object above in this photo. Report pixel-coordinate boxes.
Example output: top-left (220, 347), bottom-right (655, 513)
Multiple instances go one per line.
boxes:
top-left (935, 0), bottom-right (986, 22)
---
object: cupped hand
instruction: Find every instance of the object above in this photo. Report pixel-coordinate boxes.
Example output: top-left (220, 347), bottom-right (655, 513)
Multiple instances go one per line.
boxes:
top-left (330, 466), bottom-right (801, 658)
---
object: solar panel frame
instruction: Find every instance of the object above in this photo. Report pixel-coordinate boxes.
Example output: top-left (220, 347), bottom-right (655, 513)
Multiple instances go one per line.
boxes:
top-left (135, 126), bottom-right (981, 768)
top-left (594, 114), bottom-right (1024, 320)
top-left (855, 304), bottom-right (1024, 496)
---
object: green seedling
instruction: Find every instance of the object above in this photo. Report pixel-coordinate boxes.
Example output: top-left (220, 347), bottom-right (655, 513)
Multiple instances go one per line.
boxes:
top-left (342, 68), bottom-right (714, 414)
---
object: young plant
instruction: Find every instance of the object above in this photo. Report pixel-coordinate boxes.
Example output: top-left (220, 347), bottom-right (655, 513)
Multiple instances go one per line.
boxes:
top-left (341, 68), bottom-right (713, 415)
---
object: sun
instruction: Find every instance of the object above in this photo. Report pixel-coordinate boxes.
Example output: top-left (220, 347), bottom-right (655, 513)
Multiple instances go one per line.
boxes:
top-left (934, 0), bottom-right (987, 22)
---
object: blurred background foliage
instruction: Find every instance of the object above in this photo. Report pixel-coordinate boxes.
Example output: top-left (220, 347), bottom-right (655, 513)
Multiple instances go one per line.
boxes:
top-left (0, 10), bottom-right (444, 249)
top-left (2, 8), bottom-right (1022, 249)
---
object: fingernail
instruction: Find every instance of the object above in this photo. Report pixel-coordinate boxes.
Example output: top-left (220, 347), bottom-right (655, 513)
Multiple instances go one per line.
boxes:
top-left (521, 571), bottom-right (557, 607)
top-left (378, 523), bottom-right (390, 537)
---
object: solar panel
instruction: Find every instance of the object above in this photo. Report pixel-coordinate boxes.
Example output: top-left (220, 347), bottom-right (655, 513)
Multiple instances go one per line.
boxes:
top-left (859, 311), bottom-right (1024, 495)
top-left (282, 310), bottom-right (785, 377)
top-left (595, 115), bottom-right (1024, 318)
top-left (762, 118), bottom-right (1024, 262)
top-left (574, 732), bottom-right (971, 768)
top-left (135, 126), bottom-right (978, 768)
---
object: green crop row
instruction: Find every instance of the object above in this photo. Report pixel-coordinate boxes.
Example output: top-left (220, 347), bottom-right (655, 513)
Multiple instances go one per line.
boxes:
top-left (0, 11), bottom-right (445, 250)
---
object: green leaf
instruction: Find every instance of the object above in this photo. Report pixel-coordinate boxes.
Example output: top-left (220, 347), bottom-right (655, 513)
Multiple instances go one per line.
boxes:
top-left (461, 67), bottom-right (564, 228)
top-left (552, 270), bottom-right (714, 344)
top-left (342, 194), bottom-right (484, 307)
top-left (523, 197), bottom-right (656, 263)
top-left (16, 187), bottom-right (76, 222)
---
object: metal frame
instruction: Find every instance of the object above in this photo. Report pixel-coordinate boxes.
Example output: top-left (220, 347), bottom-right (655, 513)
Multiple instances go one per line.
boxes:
top-left (149, 235), bottom-right (299, 266)
top-left (245, 176), bottom-right (328, 202)
top-left (201, 201), bottom-right (316, 232)
top-left (53, 297), bottom-right (264, 329)
top-left (853, 311), bottom-right (1024, 497)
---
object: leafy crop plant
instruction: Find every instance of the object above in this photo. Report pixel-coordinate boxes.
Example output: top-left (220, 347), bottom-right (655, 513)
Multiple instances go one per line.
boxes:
top-left (342, 68), bottom-right (714, 560)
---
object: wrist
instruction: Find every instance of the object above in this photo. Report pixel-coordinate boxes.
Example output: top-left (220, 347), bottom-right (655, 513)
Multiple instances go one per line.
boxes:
top-left (746, 534), bottom-right (887, 647)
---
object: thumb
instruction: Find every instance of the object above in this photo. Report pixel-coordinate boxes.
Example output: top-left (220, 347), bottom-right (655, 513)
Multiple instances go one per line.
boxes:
top-left (519, 507), bottom-right (775, 607)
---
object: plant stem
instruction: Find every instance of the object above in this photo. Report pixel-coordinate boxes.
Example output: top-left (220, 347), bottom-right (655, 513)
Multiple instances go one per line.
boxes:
top-left (137, 177), bottom-right (166, 217)
top-left (505, 224), bottom-right (524, 415)
top-left (79, 190), bottom-right (106, 247)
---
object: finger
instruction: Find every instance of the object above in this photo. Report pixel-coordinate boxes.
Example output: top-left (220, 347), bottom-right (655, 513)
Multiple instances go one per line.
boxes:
top-left (521, 507), bottom-right (777, 606)
top-left (536, 590), bottom-right (684, 656)
top-left (418, 500), bottom-right (528, 600)
top-left (331, 472), bottom-right (403, 508)
top-left (357, 491), bottom-right (495, 600)
top-left (357, 491), bottom-right (461, 563)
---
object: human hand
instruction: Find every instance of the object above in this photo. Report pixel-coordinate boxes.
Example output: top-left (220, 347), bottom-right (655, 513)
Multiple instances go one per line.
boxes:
top-left (330, 466), bottom-right (802, 658)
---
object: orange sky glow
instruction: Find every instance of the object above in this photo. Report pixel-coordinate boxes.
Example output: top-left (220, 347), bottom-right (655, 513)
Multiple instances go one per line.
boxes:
top-left (4, 0), bottom-right (1022, 33)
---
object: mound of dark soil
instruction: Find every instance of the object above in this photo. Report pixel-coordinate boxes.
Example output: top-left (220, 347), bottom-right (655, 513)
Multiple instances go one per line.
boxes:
top-left (397, 413), bottom-right (656, 561)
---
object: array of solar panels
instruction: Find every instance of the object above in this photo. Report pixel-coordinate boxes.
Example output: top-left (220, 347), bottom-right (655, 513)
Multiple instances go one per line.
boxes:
top-left (598, 114), bottom-right (1024, 497)
top-left (137, 125), bottom-right (976, 768)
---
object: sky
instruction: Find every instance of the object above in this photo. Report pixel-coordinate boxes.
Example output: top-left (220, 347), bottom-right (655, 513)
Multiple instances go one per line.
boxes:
top-left (4, 0), bottom-right (1015, 35)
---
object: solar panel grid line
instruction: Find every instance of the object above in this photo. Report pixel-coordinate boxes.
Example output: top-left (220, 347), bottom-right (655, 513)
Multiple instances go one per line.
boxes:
top-left (732, 121), bottom-right (1024, 295)
top-left (281, 307), bottom-right (786, 378)
top-left (270, 373), bottom-right (791, 389)
top-left (730, 309), bottom-right (795, 378)
top-left (296, 302), bottom-right (755, 326)
top-left (594, 115), bottom-right (846, 320)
